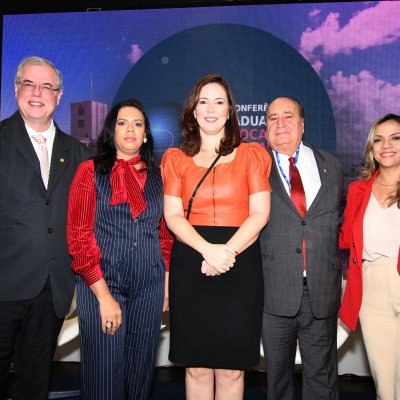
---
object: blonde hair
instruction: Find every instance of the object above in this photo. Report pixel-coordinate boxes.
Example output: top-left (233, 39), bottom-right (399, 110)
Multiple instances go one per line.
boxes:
top-left (361, 113), bottom-right (400, 208)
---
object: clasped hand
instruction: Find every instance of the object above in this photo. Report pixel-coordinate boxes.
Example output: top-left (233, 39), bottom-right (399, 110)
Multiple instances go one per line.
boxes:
top-left (201, 244), bottom-right (236, 276)
top-left (201, 260), bottom-right (222, 276)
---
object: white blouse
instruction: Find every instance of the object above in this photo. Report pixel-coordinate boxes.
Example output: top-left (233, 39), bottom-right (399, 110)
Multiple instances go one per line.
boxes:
top-left (363, 194), bottom-right (400, 261)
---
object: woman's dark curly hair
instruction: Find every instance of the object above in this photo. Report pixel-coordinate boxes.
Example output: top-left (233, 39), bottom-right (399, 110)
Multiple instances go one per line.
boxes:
top-left (93, 98), bottom-right (155, 174)
top-left (180, 74), bottom-right (241, 156)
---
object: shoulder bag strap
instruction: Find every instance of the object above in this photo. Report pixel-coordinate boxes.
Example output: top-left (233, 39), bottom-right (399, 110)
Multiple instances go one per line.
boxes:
top-left (186, 154), bottom-right (222, 220)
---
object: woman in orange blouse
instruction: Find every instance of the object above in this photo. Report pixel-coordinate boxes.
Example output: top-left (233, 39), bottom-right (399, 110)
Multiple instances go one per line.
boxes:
top-left (161, 74), bottom-right (272, 400)
top-left (67, 99), bottom-right (172, 400)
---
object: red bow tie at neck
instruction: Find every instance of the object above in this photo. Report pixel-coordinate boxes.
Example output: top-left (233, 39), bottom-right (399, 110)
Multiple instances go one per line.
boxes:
top-left (110, 156), bottom-right (147, 219)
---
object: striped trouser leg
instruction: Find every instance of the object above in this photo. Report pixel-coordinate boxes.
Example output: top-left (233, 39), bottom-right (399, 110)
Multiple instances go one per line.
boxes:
top-left (124, 262), bottom-right (165, 400)
top-left (77, 281), bottom-right (126, 400)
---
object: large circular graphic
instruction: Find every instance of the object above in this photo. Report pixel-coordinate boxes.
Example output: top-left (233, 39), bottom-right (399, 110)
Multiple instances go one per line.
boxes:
top-left (111, 23), bottom-right (344, 362)
top-left (113, 23), bottom-right (336, 156)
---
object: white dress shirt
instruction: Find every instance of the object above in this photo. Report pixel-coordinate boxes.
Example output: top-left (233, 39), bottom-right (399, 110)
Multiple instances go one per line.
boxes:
top-left (272, 141), bottom-right (321, 210)
top-left (363, 194), bottom-right (400, 261)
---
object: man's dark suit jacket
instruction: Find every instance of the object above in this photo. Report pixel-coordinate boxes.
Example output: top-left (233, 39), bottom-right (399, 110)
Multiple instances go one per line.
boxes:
top-left (0, 111), bottom-right (90, 318)
top-left (260, 142), bottom-right (343, 319)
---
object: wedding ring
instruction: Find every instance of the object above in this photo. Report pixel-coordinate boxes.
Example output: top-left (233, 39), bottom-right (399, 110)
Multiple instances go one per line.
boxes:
top-left (106, 321), bottom-right (113, 329)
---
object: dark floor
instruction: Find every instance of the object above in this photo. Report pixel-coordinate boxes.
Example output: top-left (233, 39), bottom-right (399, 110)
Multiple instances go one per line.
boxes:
top-left (46, 361), bottom-right (376, 399)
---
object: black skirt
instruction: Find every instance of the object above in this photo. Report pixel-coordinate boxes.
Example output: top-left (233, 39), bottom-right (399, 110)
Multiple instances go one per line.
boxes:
top-left (169, 226), bottom-right (263, 369)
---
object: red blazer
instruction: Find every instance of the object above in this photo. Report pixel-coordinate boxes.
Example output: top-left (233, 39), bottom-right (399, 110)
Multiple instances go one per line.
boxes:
top-left (339, 170), bottom-right (400, 331)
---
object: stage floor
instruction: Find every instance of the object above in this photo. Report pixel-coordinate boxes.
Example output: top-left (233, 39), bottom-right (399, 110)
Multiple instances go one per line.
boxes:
top-left (46, 362), bottom-right (376, 399)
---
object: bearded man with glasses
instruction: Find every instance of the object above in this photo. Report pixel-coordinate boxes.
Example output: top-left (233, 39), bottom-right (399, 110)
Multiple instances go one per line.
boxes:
top-left (0, 56), bottom-right (90, 400)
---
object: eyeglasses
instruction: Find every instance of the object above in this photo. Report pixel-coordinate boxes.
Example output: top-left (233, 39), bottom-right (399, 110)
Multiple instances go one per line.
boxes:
top-left (16, 80), bottom-right (61, 95)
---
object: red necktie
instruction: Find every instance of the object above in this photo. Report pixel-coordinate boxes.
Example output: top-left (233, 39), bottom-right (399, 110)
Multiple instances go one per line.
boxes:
top-left (289, 157), bottom-right (306, 217)
top-left (289, 156), bottom-right (307, 269)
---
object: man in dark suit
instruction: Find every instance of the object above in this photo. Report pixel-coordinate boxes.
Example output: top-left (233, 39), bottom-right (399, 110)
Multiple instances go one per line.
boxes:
top-left (0, 56), bottom-right (90, 400)
top-left (260, 97), bottom-right (343, 400)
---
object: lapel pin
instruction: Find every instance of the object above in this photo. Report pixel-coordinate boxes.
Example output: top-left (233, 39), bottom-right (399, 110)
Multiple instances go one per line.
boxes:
top-left (323, 168), bottom-right (327, 173)
top-left (60, 158), bottom-right (65, 163)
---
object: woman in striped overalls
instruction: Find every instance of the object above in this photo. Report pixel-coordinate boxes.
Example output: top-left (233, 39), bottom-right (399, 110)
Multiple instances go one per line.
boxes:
top-left (67, 99), bottom-right (173, 400)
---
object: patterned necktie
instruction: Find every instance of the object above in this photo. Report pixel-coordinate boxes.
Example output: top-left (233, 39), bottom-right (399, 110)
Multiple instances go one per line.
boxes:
top-left (289, 156), bottom-right (307, 269)
top-left (289, 156), bottom-right (306, 217)
top-left (32, 134), bottom-right (50, 189)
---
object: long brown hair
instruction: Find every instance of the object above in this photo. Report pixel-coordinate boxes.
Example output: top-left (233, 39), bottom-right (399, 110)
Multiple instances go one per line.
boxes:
top-left (180, 74), bottom-right (241, 156)
top-left (361, 113), bottom-right (400, 208)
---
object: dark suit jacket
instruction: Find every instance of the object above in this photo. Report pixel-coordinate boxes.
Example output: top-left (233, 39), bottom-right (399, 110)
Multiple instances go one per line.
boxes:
top-left (0, 111), bottom-right (90, 318)
top-left (339, 170), bottom-right (400, 331)
top-left (260, 142), bottom-right (343, 319)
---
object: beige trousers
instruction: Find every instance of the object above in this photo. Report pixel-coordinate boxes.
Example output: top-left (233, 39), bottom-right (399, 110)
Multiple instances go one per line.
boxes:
top-left (359, 256), bottom-right (400, 400)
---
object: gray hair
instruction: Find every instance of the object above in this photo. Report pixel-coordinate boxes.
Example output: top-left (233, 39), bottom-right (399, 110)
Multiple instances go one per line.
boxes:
top-left (14, 56), bottom-right (63, 89)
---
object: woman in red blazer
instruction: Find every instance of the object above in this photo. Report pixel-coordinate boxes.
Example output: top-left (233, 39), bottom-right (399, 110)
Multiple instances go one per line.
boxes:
top-left (339, 113), bottom-right (400, 400)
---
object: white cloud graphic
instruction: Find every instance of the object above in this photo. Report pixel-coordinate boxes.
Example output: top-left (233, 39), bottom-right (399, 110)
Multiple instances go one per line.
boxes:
top-left (127, 44), bottom-right (143, 65)
top-left (328, 70), bottom-right (400, 158)
top-left (309, 8), bottom-right (322, 18)
top-left (300, 2), bottom-right (400, 70)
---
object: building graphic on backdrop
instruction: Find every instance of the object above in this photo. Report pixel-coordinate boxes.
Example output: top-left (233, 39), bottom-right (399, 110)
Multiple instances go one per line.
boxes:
top-left (70, 101), bottom-right (108, 150)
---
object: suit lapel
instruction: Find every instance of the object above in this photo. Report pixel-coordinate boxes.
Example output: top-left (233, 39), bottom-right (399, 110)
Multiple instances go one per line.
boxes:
top-left (307, 149), bottom-right (328, 214)
top-left (4, 112), bottom-right (43, 181)
top-left (352, 173), bottom-right (376, 263)
top-left (47, 129), bottom-right (71, 196)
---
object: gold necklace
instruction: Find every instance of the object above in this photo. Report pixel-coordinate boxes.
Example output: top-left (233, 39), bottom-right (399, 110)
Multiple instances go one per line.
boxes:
top-left (375, 178), bottom-right (398, 187)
